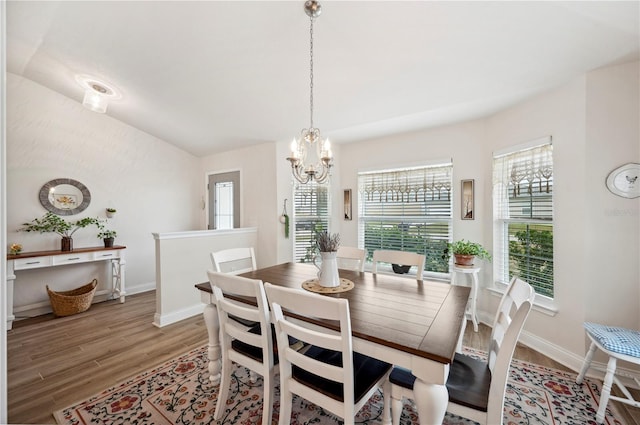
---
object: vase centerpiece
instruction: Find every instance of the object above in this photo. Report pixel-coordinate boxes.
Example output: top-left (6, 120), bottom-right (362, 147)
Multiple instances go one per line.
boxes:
top-left (19, 212), bottom-right (101, 251)
top-left (312, 231), bottom-right (341, 288)
top-left (443, 239), bottom-right (492, 267)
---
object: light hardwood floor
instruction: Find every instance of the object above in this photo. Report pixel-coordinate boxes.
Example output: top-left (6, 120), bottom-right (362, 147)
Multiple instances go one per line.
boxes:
top-left (7, 290), bottom-right (640, 424)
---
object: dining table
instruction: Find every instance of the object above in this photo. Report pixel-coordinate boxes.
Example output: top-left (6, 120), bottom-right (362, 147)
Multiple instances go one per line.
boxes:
top-left (195, 262), bottom-right (470, 425)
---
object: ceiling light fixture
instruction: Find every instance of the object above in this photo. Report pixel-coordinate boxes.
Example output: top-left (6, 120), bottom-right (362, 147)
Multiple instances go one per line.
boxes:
top-left (287, 0), bottom-right (333, 185)
top-left (75, 75), bottom-right (121, 114)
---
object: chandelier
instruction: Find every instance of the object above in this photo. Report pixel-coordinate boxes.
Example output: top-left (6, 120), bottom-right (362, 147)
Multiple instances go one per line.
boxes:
top-left (287, 0), bottom-right (333, 184)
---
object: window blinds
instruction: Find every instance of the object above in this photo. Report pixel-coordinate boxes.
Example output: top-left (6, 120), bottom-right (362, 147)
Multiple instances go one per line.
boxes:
top-left (493, 140), bottom-right (554, 297)
top-left (358, 164), bottom-right (452, 274)
top-left (293, 182), bottom-right (329, 263)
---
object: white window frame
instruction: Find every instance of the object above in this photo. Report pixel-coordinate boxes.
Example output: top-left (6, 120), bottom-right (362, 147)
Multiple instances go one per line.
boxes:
top-left (292, 182), bottom-right (331, 263)
top-left (358, 161), bottom-right (453, 279)
top-left (493, 136), bottom-right (555, 308)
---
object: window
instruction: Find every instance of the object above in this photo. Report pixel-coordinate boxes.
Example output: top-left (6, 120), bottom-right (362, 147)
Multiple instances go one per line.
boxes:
top-left (293, 182), bottom-right (330, 263)
top-left (358, 163), bottom-right (453, 276)
top-left (493, 138), bottom-right (554, 298)
top-left (208, 171), bottom-right (240, 229)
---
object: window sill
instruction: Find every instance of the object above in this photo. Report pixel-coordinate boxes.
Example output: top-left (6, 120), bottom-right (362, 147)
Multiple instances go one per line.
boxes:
top-left (488, 284), bottom-right (558, 317)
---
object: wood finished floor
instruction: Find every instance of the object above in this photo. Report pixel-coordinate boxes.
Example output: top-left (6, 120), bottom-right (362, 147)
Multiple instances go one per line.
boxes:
top-left (7, 290), bottom-right (640, 424)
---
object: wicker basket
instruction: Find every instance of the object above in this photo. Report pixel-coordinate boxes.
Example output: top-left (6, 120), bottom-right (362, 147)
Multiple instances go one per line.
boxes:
top-left (47, 279), bottom-right (98, 317)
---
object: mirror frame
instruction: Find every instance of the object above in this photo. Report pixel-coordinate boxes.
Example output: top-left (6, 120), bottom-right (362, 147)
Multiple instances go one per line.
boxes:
top-left (39, 178), bottom-right (91, 216)
top-left (461, 179), bottom-right (474, 220)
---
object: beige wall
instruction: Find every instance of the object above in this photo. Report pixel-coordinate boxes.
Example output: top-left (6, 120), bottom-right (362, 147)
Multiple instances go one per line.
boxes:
top-left (5, 60), bottom-right (639, 371)
top-left (6, 73), bottom-right (201, 312)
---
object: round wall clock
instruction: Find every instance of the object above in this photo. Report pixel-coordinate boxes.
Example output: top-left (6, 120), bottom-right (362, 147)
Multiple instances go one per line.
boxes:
top-left (606, 163), bottom-right (640, 198)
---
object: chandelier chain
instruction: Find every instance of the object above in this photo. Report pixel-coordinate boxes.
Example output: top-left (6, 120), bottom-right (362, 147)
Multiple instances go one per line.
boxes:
top-left (309, 15), bottom-right (314, 129)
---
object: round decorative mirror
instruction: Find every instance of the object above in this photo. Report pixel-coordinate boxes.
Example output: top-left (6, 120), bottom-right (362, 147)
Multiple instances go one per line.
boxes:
top-left (39, 178), bottom-right (91, 216)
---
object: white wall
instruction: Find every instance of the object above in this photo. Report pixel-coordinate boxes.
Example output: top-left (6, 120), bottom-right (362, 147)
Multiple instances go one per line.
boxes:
top-left (334, 61), bottom-right (639, 368)
top-left (6, 74), bottom-right (201, 315)
top-left (485, 74), bottom-right (589, 361)
top-left (4, 60), bottom-right (638, 373)
top-left (337, 119), bottom-right (487, 249)
top-left (200, 143), bottom-right (280, 269)
top-left (584, 61), bottom-right (640, 329)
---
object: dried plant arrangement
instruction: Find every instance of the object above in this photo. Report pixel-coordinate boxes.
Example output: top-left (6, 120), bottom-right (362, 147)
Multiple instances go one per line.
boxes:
top-left (315, 231), bottom-right (340, 252)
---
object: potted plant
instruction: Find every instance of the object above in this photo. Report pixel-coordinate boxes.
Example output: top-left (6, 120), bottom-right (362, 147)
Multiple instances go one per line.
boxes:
top-left (97, 229), bottom-right (117, 247)
top-left (443, 239), bottom-right (491, 266)
top-left (19, 212), bottom-right (101, 251)
top-left (106, 208), bottom-right (117, 218)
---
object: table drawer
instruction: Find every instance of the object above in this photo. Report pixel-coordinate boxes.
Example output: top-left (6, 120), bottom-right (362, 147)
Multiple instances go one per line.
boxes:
top-left (13, 256), bottom-right (53, 270)
top-left (93, 251), bottom-right (121, 260)
top-left (52, 252), bottom-right (93, 265)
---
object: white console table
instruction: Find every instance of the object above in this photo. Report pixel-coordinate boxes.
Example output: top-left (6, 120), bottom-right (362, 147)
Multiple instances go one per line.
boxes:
top-left (6, 245), bottom-right (126, 330)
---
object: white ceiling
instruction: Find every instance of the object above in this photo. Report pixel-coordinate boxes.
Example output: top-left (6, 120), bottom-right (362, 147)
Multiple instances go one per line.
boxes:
top-left (7, 1), bottom-right (640, 157)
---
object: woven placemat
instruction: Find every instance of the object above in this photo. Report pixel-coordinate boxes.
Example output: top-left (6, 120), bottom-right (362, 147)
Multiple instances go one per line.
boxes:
top-left (302, 278), bottom-right (354, 294)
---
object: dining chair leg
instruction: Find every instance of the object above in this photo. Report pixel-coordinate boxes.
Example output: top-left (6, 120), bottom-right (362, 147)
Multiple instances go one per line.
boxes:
top-left (214, 355), bottom-right (233, 419)
top-left (382, 380), bottom-right (392, 425)
top-left (391, 396), bottom-right (403, 425)
top-left (576, 341), bottom-right (597, 384)
top-left (596, 356), bottom-right (617, 423)
top-left (261, 370), bottom-right (274, 425)
top-left (278, 387), bottom-right (293, 425)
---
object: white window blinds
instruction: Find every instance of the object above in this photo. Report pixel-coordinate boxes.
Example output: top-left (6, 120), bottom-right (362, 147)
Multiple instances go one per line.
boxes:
top-left (493, 139), bottom-right (554, 297)
top-left (358, 164), bottom-right (452, 275)
top-left (293, 182), bottom-right (330, 263)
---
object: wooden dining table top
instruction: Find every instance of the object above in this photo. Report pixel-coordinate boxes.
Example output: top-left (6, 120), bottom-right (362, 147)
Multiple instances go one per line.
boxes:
top-left (195, 262), bottom-right (470, 365)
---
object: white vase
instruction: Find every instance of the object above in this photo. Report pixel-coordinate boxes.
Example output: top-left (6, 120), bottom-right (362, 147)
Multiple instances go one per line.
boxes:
top-left (313, 251), bottom-right (340, 288)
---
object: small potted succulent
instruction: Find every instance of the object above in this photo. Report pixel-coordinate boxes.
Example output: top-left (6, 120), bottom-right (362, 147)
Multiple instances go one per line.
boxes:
top-left (443, 239), bottom-right (491, 266)
top-left (19, 212), bottom-right (101, 251)
top-left (106, 208), bottom-right (117, 218)
top-left (97, 229), bottom-right (117, 247)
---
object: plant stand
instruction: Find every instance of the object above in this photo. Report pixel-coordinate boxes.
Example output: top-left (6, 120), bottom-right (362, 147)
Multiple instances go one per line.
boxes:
top-left (451, 265), bottom-right (480, 333)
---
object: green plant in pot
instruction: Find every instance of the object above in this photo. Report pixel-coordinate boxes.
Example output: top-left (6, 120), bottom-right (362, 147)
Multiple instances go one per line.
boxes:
top-left (98, 229), bottom-right (117, 248)
top-left (19, 212), bottom-right (101, 251)
top-left (442, 239), bottom-right (491, 266)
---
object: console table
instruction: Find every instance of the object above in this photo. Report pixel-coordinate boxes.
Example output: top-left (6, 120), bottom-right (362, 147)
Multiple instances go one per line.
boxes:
top-left (6, 245), bottom-right (126, 329)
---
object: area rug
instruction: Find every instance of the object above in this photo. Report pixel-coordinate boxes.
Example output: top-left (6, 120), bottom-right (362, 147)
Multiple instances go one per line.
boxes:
top-left (54, 345), bottom-right (623, 425)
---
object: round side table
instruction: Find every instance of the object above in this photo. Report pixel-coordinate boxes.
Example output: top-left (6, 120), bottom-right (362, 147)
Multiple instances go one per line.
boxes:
top-left (451, 265), bottom-right (480, 332)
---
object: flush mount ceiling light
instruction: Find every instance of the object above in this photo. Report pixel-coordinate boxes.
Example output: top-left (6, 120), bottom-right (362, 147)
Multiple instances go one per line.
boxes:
top-left (286, 0), bottom-right (333, 185)
top-left (75, 74), bottom-right (121, 114)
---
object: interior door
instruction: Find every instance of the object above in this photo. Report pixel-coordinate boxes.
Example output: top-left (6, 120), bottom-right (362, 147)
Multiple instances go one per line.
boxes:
top-left (208, 171), bottom-right (240, 229)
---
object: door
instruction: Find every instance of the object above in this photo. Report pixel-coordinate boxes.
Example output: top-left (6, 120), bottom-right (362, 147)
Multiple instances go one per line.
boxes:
top-left (208, 171), bottom-right (240, 229)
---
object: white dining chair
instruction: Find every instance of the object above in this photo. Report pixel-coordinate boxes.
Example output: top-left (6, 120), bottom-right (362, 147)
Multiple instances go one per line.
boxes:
top-left (371, 249), bottom-right (425, 281)
top-left (264, 282), bottom-right (392, 425)
top-left (576, 322), bottom-right (640, 423)
top-left (210, 247), bottom-right (257, 275)
top-left (336, 246), bottom-right (366, 272)
top-left (207, 270), bottom-right (275, 425)
top-left (389, 276), bottom-right (535, 425)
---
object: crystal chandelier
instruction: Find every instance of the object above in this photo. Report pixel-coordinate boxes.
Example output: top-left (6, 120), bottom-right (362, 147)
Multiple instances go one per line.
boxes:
top-left (287, 0), bottom-right (333, 184)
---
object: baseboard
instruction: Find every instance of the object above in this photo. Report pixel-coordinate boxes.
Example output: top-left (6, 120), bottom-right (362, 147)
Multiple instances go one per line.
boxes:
top-left (127, 281), bottom-right (156, 295)
top-left (153, 303), bottom-right (204, 328)
top-left (12, 282), bottom-right (155, 322)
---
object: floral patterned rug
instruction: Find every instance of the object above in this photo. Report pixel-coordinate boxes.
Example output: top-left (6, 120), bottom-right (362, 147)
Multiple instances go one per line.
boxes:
top-left (54, 345), bottom-right (623, 425)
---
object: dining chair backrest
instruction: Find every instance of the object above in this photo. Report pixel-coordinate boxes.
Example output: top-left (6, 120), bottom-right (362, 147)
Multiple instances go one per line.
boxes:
top-left (480, 276), bottom-right (535, 421)
top-left (264, 282), bottom-right (392, 425)
top-left (207, 270), bottom-right (275, 425)
top-left (389, 276), bottom-right (534, 425)
top-left (372, 249), bottom-right (425, 281)
top-left (336, 246), bottom-right (366, 272)
top-left (210, 247), bottom-right (257, 275)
